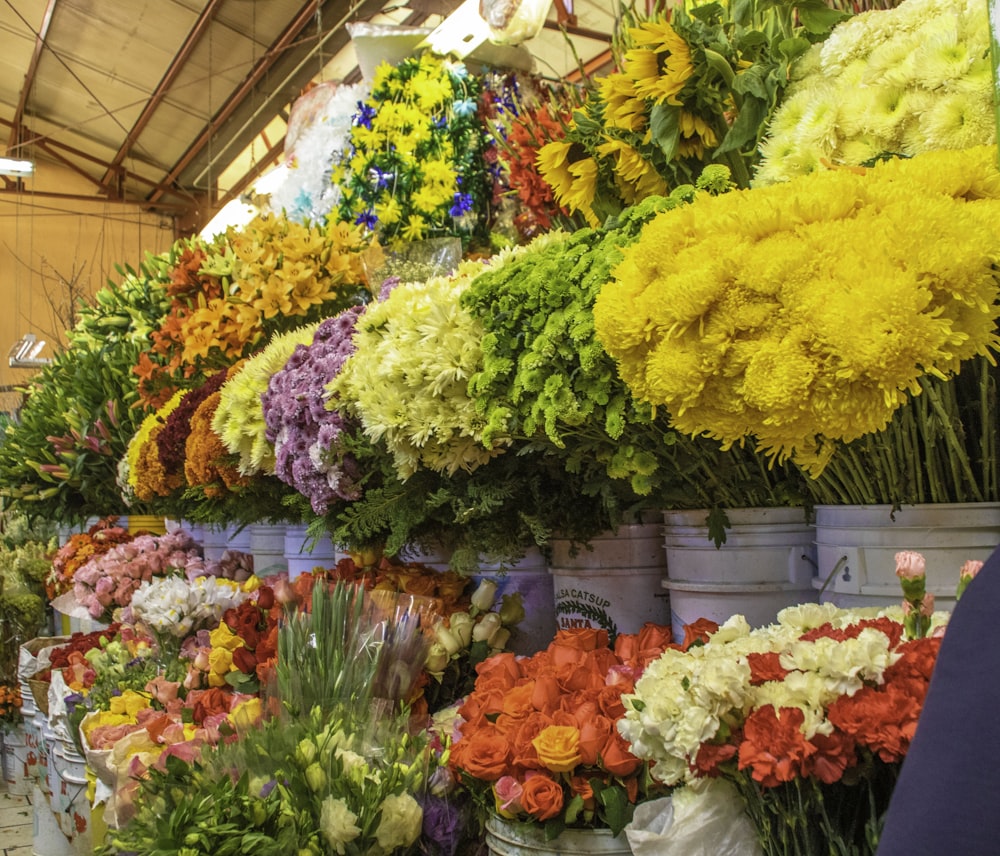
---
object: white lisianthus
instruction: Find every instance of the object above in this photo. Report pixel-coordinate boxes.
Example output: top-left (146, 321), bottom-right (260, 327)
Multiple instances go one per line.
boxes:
top-left (319, 796), bottom-right (361, 855)
top-left (128, 574), bottom-right (248, 638)
top-left (373, 792), bottom-right (423, 851)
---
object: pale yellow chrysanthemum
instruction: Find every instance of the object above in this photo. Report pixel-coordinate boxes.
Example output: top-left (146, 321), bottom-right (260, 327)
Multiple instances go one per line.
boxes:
top-left (213, 323), bottom-right (319, 475)
top-left (915, 91), bottom-right (995, 151)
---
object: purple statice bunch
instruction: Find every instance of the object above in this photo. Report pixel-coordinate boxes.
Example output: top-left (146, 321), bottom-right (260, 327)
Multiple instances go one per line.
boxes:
top-left (419, 792), bottom-right (470, 856)
top-left (261, 306), bottom-right (366, 515)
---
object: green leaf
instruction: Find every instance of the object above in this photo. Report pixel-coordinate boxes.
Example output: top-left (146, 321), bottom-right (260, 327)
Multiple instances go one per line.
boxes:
top-left (714, 95), bottom-right (769, 155)
top-left (563, 793), bottom-right (585, 825)
top-left (707, 507), bottom-right (732, 548)
top-left (796, 1), bottom-right (850, 34)
top-left (598, 783), bottom-right (631, 836)
top-left (649, 103), bottom-right (681, 162)
top-left (777, 35), bottom-right (814, 63)
top-left (702, 48), bottom-right (736, 89)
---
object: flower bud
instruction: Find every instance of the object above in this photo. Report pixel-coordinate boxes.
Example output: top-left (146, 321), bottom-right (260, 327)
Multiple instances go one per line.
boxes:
top-left (499, 592), bottom-right (525, 626)
top-left (295, 738), bottom-right (318, 768)
top-left (434, 621), bottom-right (463, 656)
top-left (449, 612), bottom-right (474, 648)
top-left (305, 762), bottom-right (327, 793)
top-left (489, 627), bottom-right (511, 653)
top-left (424, 642), bottom-right (450, 673)
top-left (470, 579), bottom-right (499, 612)
top-left (473, 612), bottom-right (503, 645)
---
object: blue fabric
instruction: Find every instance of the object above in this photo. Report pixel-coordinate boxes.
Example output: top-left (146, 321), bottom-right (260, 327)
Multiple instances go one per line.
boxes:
top-left (877, 543), bottom-right (1000, 855)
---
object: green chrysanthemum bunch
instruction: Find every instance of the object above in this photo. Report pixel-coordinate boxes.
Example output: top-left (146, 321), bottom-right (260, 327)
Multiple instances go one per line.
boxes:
top-left (594, 146), bottom-right (1000, 477)
top-left (464, 191), bottom-right (696, 497)
top-left (330, 252), bottom-right (541, 480)
top-left (754, 0), bottom-right (993, 185)
top-left (213, 324), bottom-right (320, 475)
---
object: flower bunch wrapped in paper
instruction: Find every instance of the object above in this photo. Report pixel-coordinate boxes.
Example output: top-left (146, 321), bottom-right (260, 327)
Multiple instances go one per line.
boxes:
top-left (46, 518), bottom-right (133, 599)
top-left (101, 581), bottom-right (438, 855)
top-left (448, 623), bottom-right (703, 837)
top-left (619, 600), bottom-right (950, 855)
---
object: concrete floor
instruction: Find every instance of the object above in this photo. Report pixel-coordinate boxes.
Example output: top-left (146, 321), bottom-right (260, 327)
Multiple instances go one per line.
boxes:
top-left (0, 784), bottom-right (32, 856)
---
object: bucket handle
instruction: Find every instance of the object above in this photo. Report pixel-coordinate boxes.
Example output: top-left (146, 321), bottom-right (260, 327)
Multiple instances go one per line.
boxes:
top-left (818, 555), bottom-right (849, 597)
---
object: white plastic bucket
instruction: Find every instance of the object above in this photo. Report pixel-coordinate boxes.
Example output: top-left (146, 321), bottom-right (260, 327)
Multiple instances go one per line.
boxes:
top-left (475, 548), bottom-right (557, 655)
top-left (5, 724), bottom-right (32, 795)
top-left (486, 814), bottom-right (632, 856)
top-left (33, 781), bottom-right (74, 856)
top-left (813, 503), bottom-right (1000, 609)
top-left (200, 523), bottom-right (252, 561)
top-left (21, 707), bottom-right (47, 787)
top-left (284, 524), bottom-right (340, 580)
top-left (250, 524), bottom-right (288, 577)
top-left (549, 524), bottom-right (670, 639)
top-left (662, 507), bottom-right (817, 641)
top-left (49, 738), bottom-right (91, 853)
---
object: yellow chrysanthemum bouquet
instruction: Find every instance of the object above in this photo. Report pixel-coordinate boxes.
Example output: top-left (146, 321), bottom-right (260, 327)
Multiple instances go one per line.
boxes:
top-left (593, 146), bottom-right (1000, 504)
top-left (536, 0), bottom-right (851, 226)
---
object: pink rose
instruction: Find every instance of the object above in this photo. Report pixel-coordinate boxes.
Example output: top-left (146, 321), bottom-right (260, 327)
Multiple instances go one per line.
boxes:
top-left (494, 775), bottom-right (524, 814)
top-left (147, 676), bottom-right (181, 706)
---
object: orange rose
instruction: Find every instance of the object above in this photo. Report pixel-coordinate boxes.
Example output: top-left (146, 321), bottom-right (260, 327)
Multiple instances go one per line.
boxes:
top-left (520, 772), bottom-right (565, 821)
top-left (511, 712), bottom-right (553, 770)
top-left (551, 628), bottom-right (608, 652)
top-left (501, 682), bottom-right (536, 721)
top-left (600, 730), bottom-right (641, 778)
top-left (569, 775), bottom-right (596, 810)
top-left (458, 687), bottom-right (506, 725)
top-left (578, 715), bottom-right (614, 766)
top-left (451, 728), bottom-right (512, 781)
top-left (530, 674), bottom-right (562, 714)
top-left (533, 725), bottom-right (582, 773)
top-left (475, 652), bottom-right (522, 689)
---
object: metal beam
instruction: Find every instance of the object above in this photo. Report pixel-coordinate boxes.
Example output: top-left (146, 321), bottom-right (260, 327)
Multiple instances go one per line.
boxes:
top-left (151, 0), bottom-right (390, 202)
top-left (543, 19), bottom-right (611, 43)
top-left (147, 0), bottom-right (336, 204)
top-left (99, 0), bottom-right (226, 190)
top-left (7, 0), bottom-right (59, 155)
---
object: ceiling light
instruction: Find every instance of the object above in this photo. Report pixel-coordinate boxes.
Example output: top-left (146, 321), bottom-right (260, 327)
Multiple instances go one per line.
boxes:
top-left (0, 157), bottom-right (34, 178)
top-left (420, 0), bottom-right (493, 58)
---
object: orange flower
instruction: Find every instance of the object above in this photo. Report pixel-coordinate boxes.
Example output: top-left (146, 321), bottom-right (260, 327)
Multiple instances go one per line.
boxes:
top-left (449, 727), bottom-right (511, 781)
top-left (520, 772), bottom-right (565, 821)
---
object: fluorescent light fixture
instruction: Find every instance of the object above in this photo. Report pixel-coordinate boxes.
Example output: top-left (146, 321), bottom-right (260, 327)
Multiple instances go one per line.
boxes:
top-left (420, 0), bottom-right (492, 58)
top-left (0, 157), bottom-right (34, 178)
top-left (8, 333), bottom-right (51, 369)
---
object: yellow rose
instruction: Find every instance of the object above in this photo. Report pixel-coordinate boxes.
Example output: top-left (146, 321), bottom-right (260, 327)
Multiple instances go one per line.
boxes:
top-left (532, 725), bottom-right (582, 773)
top-left (208, 646), bottom-right (234, 676)
top-left (209, 623), bottom-right (245, 653)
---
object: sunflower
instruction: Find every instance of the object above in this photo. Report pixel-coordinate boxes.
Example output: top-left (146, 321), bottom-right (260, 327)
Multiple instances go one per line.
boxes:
top-left (597, 137), bottom-right (668, 203)
top-left (677, 111), bottom-right (719, 159)
top-left (599, 73), bottom-right (649, 132)
top-left (623, 20), bottom-right (694, 105)
top-left (537, 140), bottom-right (600, 227)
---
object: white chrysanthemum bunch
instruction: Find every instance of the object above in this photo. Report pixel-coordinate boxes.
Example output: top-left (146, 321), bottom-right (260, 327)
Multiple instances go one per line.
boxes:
top-left (268, 82), bottom-right (371, 224)
top-left (754, 0), bottom-right (993, 185)
top-left (618, 604), bottom-right (927, 786)
top-left (213, 323), bottom-right (320, 475)
top-left (331, 242), bottom-right (555, 480)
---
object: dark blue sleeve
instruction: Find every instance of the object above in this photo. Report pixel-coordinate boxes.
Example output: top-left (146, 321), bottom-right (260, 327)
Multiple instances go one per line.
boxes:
top-left (877, 543), bottom-right (1000, 856)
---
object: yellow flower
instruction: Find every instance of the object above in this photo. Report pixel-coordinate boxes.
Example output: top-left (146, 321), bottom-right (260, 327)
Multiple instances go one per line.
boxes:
top-left (623, 20), bottom-right (693, 105)
top-left (599, 73), bottom-right (648, 133)
top-left (537, 140), bottom-right (600, 227)
top-left (375, 196), bottom-right (403, 227)
top-left (209, 622), bottom-right (246, 652)
top-left (400, 214), bottom-right (429, 242)
top-left (108, 690), bottom-right (152, 719)
top-left (595, 145), bottom-right (1000, 475)
top-left (597, 137), bottom-right (667, 203)
top-left (241, 574), bottom-right (262, 593)
top-left (229, 697), bottom-right (263, 732)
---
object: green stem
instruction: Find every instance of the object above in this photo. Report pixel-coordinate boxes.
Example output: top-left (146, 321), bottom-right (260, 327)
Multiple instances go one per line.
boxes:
top-left (918, 375), bottom-right (983, 502)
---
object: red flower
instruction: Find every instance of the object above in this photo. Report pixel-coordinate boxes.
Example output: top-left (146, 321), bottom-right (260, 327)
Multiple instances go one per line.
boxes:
top-left (738, 705), bottom-right (816, 786)
top-left (747, 651), bottom-right (789, 685)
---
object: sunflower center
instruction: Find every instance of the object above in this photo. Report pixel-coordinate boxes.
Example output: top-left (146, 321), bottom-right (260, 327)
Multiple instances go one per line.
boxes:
top-left (567, 142), bottom-right (590, 164)
top-left (656, 49), bottom-right (674, 75)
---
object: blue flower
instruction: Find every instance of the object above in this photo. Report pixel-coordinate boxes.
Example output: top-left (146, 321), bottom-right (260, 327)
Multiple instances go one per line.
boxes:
top-left (355, 209), bottom-right (378, 229)
top-left (354, 102), bottom-right (377, 129)
top-left (449, 193), bottom-right (474, 217)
